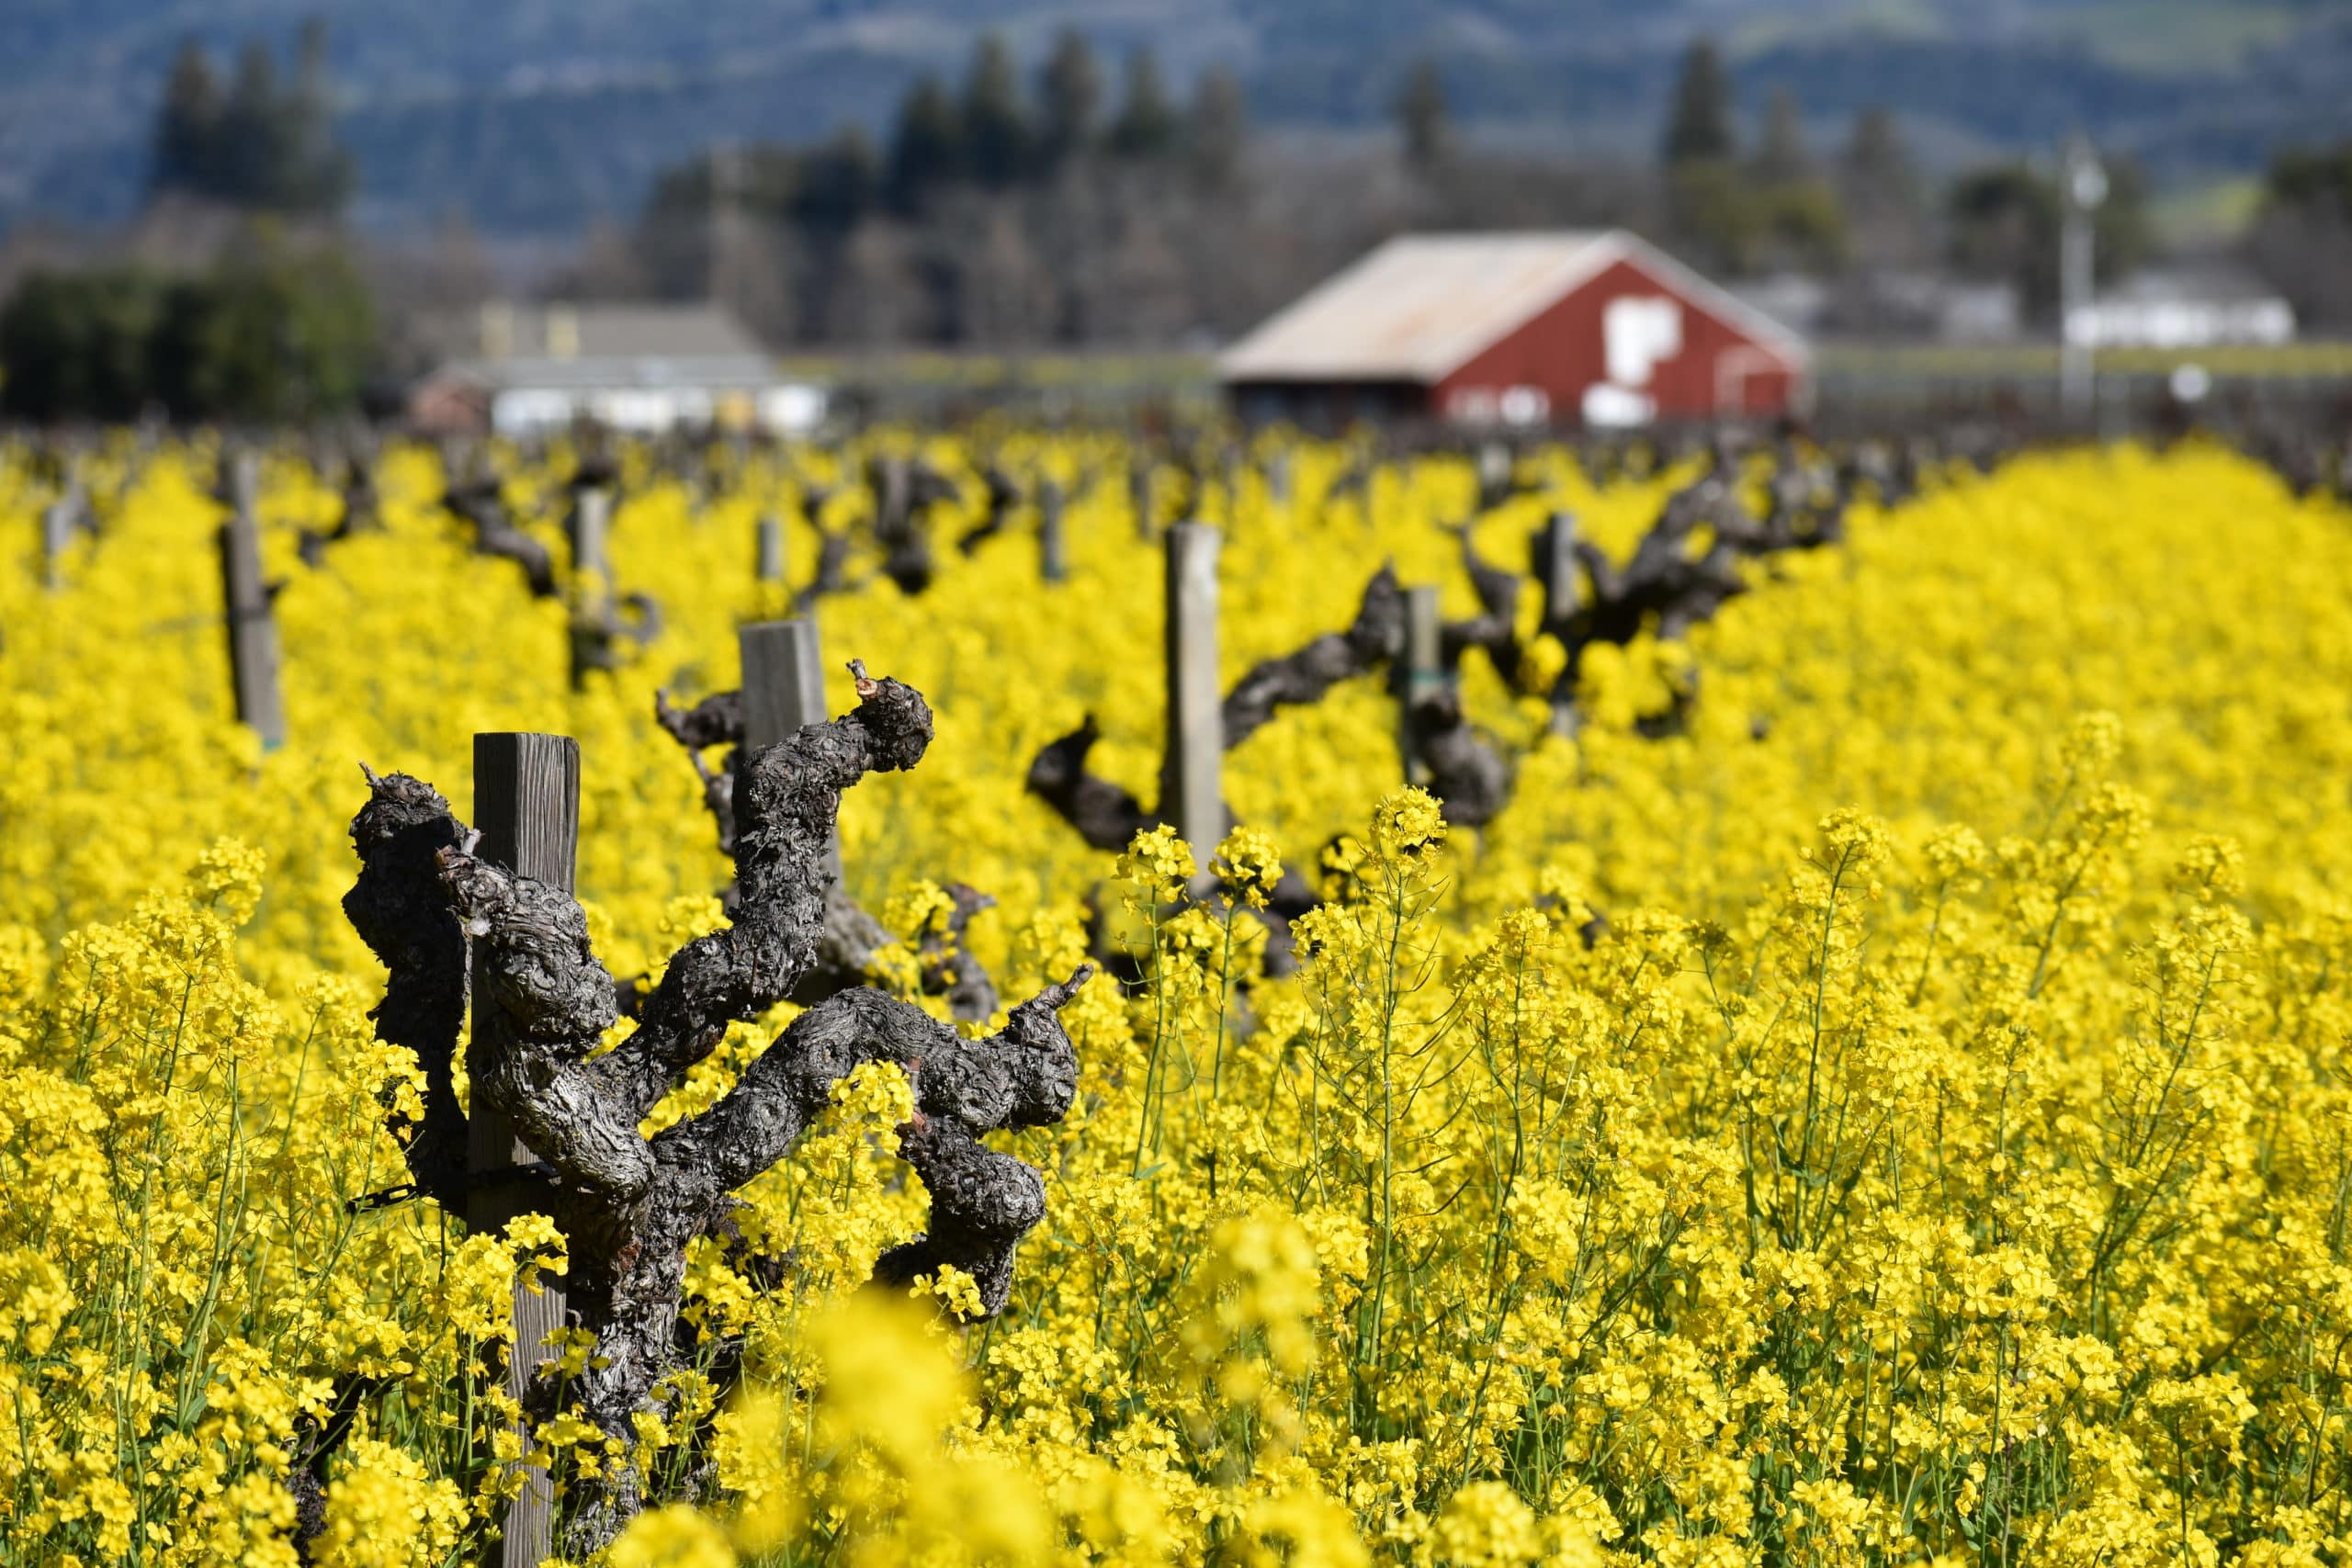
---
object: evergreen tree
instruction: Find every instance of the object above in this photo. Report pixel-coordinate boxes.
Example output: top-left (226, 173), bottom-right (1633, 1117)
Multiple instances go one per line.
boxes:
top-left (1752, 88), bottom-right (1809, 185)
top-left (277, 16), bottom-right (354, 214)
top-left (1838, 105), bottom-right (1922, 268)
top-left (887, 73), bottom-right (965, 211)
top-left (1396, 55), bottom-right (1449, 166)
top-left (1946, 159), bottom-right (2150, 315)
top-left (214, 41), bottom-right (283, 207)
top-left (0, 269), bottom-right (167, 422)
top-left (1036, 28), bottom-right (1103, 170)
top-left (962, 32), bottom-right (1033, 188)
top-left (148, 22), bottom-right (351, 215)
top-left (0, 243), bottom-right (376, 422)
top-left (1662, 39), bottom-right (1734, 166)
top-left (2251, 139), bottom-right (2352, 327)
top-left (1105, 49), bottom-right (1177, 159)
top-left (793, 127), bottom-right (881, 230)
top-left (1842, 105), bottom-right (1913, 206)
top-left (151, 39), bottom-right (224, 198)
top-left (151, 236), bottom-right (377, 420)
top-left (1186, 65), bottom-right (1249, 189)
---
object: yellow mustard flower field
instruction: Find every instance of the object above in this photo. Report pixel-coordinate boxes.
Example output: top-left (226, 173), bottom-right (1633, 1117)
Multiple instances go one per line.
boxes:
top-left (4, 431), bottom-right (2351, 1568)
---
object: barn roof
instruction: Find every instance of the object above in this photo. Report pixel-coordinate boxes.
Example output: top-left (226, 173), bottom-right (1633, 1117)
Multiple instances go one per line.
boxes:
top-left (519, 303), bottom-right (766, 360)
top-left (410, 301), bottom-right (772, 378)
top-left (428, 354), bottom-right (782, 392)
top-left (414, 302), bottom-right (786, 394)
top-left (1216, 230), bottom-right (1808, 384)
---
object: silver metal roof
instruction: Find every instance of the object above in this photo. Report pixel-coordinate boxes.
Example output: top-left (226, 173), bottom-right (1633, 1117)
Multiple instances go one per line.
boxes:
top-left (431, 354), bottom-right (784, 391)
top-left (1216, 229), bottom-right (1809, 384)
top-left (488, 302), bottom-right (767, 359)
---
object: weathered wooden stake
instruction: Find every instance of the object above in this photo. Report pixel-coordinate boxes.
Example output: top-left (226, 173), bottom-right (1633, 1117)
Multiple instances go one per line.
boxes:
top-left (569, 486), bottom-right (611, 591)
top-left (40, 495), bottom-right (75, 591)
top-left (1037, 478), bottom-right (1068, 583)
top-left (1161, 522), bottom-right (1224, 857)
top-left (740, 618), bottom-right (840, 877)
top-left (218, 453), bottom-right (285, 750)
top-left (874, 455), bottom-right (912, 536)
top-left (754, 515), bottom-right (786, 584)
top-left (1129, 457), bottom-right (1155, 541)
top-left (566, 488), bottom-right (617, 692)
top-left (1399, 584), bottom-right (1444, 787)
top-left (469, 731), bottom-right (580, 1568)
top-left (1532, 511), bottom-right (1580, 633)
top-left (1477, 440), bottom-right (1512, 505)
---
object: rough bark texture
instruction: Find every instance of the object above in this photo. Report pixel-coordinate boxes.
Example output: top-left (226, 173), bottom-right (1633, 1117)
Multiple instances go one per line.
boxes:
top-left (1024, 563), bottom-right (1511, 848)
top-left (870, 455), bottom-right (961, 595)
top-left (2243, 427), bottom-right (2352, 503)
top-left (1408, 689), bottom-right (1514, 829)
top-left (1221, 565), bottom-right (1407, 750)
top-left (1439, 526), bottom-right (1523, 684)
top-left (653, 684), bottom-right (1004, 1023)
top-left (1758, 435), bottom-right (1848, 552)
top-left (653, 690), bottom-right (742, 855)
top-left (444, 477), bottom-right (559, 600)
top-left (1025, 714), bottom-right (1153, 854)
top-left (915, 883), bottom-right (1001, 1024)
top-left (1555, 447), bottom-right (1758, 663)
top-left (571, 592), bottom-right (664, 683)
top-left (345, 667), bottom-right (1091, 1554)
top-left (1021, 562), bottom-right (1530, 852)
top-left (775, 469), bottom-right (861, 614)
top-left (956, 466), bottom-right (1024, 556)
top-left (791, 888), bottom-right (898, 1007)
top-left (793, 524), bottom-right (856, 614)
top-left (296, 462), bottom-right (380, 570)
top-left (344, 764), bottom-right (470, 1210)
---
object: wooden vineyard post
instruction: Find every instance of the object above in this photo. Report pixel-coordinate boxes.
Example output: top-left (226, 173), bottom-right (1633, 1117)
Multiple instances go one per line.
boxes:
top-left (1037, 477), bottom-right (1068, 584)
top-left (1477, 440), bottom-right (1512, 507)
top-left (740, 617), bottom-right (839, 877)
top-left (754, 515), bottom-right (786, 587)
top-left (1532, 511), bottom-right (1579, 633)
top-left (1161, 522), bottom-right (1224, 861)
top-left (1532, 513), bottom-right (1581, 735)
top-left (1399, 584), bottom-right (1444, 787)
top-left (873, 455), bottom-right (912, 540)
top-left (566, 487), bottom-right (614, 692)
top-left (569, 485), bottom-right (612, 595)
top-left (217, 451), bottom-right (286, 750)
top-left (1130, 456), bottom-right (1155, 541)
top-left (468, 732), bottom-right (580, 1568)
top-left (40, 494), bottom-right (74, 591)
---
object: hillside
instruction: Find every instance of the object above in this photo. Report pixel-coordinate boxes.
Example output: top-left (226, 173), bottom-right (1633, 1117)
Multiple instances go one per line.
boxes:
top-left (2, 0), bottom-right (2348, 234)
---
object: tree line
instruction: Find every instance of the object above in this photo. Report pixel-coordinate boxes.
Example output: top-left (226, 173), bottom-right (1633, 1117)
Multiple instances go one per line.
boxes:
top-left (1, 22), bottom-right (2346, 421)
top-left (151, 19), bottom-right (353, 217)
top-left (0, 20), bottom-right (373, 423)
top-left (581, 32), bottom-right (2167, 351)
top-left (637, 30), bottom-right (1245, 241)
top-left (0, 236), bottom-right (375, 423)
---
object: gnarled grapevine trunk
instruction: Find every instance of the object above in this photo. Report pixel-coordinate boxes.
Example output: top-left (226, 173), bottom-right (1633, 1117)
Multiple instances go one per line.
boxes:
top-left (652, 683), bottom-right (1004, 1021)
top-left (345, 665), bottom-right (1091, 1553)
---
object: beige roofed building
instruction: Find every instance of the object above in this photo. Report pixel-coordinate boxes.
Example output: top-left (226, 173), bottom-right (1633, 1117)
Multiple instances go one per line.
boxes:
top-left (407, 301), bottom-right (825, 436)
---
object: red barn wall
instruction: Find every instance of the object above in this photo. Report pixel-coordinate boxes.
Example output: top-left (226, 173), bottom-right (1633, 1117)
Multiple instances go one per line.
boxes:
top-left (1434, 254), bottom-right (1804, 423)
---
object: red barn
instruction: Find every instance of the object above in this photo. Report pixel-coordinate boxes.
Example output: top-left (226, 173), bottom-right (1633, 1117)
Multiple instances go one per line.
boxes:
top-left (1218, 231), bottom-right (1809, 429)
